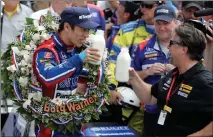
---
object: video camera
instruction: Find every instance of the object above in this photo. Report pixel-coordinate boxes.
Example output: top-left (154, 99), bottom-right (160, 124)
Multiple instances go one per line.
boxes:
top-left (185, 8), bottom-right (213, 37)
top-left (186, 19), bottom-right (213, 37)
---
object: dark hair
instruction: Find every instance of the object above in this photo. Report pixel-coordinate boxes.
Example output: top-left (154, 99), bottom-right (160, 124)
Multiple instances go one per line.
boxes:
top-left (124, 2), bottom-right (140, 22)
top-left (175, 23), bottom-right (206, 61)
top-left (58, 21), bottom-right (75, 32)
top-left (125, 9), bottom-right (140, 22)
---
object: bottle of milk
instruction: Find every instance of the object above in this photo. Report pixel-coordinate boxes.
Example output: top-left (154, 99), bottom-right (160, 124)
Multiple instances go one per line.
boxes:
top-left (89, 30), bottom-right (105, 65)
top-left (115, 48), bottom-right (131, 82)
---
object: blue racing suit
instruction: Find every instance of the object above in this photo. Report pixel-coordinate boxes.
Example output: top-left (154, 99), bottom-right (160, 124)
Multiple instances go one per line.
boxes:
top-left (32, 32), bottom-right (85, 137)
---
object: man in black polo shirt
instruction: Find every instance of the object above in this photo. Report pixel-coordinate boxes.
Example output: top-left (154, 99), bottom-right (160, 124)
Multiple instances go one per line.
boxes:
top-left (128, 23), bottom-right (213, 136)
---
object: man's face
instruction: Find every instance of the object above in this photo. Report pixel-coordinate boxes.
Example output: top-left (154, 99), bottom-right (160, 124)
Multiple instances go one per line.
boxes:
top-left (168, 34), bottom-right (187, 66)
top-left (66, 24), bottom-right (89, 47)
top-left (182, 7), bottom-right (200, 21)
top-left (140, 3), bottom-right (156, 23)
top-left (116, 4), bottom-right (127, 25)
top-left (155, 20), bottom-right (177, 41)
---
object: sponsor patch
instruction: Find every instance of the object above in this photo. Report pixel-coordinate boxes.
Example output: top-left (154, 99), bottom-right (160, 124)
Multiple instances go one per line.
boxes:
top-left (181, 84), bottom-right (193, 91)
top-left (39, 59), bottom-right (48, 63)
top-left (44, 52), bottom-right (52, 59)
top-left (145, 53), bottom-right (158, 58)
top-left (177, 91), bottom-right (188, 98)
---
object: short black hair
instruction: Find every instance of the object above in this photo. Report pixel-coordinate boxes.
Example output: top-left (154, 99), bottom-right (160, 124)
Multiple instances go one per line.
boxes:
top-left (58, 21), bottom-right (75, 32)
top-left (123, 2), bottom-right (140, 22)
top-left (175, 23), bottom-right (206, 61)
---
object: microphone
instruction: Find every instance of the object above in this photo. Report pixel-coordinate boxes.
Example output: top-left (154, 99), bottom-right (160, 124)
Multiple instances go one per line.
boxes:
top-left (194, 8), bottom-right (213, 17)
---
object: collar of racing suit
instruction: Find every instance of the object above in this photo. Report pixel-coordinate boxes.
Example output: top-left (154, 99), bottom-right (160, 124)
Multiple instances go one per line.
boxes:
top-left (52, 32), bottom-right (75, 52)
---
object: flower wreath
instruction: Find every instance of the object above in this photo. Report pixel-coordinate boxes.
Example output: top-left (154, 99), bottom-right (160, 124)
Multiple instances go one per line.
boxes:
top-left (1, 11), bottom-right (110, 134)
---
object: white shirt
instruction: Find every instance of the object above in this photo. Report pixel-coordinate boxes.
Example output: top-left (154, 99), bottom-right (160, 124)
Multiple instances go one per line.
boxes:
top-left (1, 4), bottom-right (33, 52)
top-left (30, 5), bottom-right (58, 20)
top-left (154, 41), bottom-right (170, 59)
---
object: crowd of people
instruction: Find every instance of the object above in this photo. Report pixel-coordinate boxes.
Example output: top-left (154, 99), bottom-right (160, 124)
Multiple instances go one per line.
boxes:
top-left (1, 0), bottom-right (213, 137)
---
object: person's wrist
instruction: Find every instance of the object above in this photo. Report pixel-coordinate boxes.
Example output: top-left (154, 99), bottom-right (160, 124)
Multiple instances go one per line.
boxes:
top-left (79, 51), bottom-right (86, 60)
top-left (146, 68), bottom-right (152, 76)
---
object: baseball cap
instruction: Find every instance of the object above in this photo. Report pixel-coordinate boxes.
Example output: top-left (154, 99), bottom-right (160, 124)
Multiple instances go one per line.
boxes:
top-left (182, 1), bottom-right (204, 10)
top-left (154, 5), bottom-right (176, 22)
top-left (60, 7), bottom-right (100, 29)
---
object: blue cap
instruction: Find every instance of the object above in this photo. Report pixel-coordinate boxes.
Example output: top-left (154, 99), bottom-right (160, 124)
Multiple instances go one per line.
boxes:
top-left (60, 7), bottom-right (100, 29)
top-left (154, 5), bottom-right (176, 22)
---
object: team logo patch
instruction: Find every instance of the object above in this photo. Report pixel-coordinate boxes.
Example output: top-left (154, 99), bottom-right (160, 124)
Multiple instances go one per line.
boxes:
top-left (177, 91), bottom-right (188, 98)
top-left (145, 53), bottom-right (158, 58)
top-left (177, 84), bottom-right (192, 98)
top-left (181, 84), bottom-right (193, 91)
top-left (44, 52), bottom-right (52, 59)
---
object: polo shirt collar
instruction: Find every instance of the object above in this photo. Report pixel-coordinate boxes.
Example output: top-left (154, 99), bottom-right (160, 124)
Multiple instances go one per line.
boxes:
top-left (173, 61), bottom-right (203, 79)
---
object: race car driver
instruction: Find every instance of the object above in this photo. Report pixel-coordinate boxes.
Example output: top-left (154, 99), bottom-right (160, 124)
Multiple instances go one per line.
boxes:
top-left (32, 7), bottom-right (101, 137)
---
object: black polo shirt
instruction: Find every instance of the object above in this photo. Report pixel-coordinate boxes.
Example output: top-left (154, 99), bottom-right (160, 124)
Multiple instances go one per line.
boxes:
top-left (151, 62), bottom-right (213, 136)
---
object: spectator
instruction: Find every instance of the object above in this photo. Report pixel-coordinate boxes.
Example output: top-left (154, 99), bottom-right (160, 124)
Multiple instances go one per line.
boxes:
top-left (31, 1), bottom-right (50, 12)
top-left (131, 5), bottom-right (177, 136)
top-left (1, 0), bottom-right (33, 52)
top-left (129, 23), bottom-right (213, 136)
top-left (30, 0), bottom-right (72, 20)
top-left (72, 1), bottom-right (105, 31)
top-left (181, 1), bottom-right (204, 22)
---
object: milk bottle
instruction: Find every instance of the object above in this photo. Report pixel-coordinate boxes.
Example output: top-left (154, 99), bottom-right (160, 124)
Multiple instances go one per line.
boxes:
top-left (115, 48), bottom-right (131, 82)
top-left (89, 30), bottom-right (105, 65)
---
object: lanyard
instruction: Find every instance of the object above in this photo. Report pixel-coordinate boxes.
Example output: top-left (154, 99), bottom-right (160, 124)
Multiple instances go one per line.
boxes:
top-left (165, 72), bottom-right (184, 106)
top-left (165, 76), bottom-right (176, 105)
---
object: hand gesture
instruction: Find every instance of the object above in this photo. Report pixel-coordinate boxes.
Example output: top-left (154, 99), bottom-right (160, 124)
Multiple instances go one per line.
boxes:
top-left (147, 63), bottom-right (166, 76)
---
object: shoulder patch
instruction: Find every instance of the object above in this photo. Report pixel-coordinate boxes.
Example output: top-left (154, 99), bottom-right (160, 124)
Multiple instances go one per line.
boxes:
top-left (121, 20), bottom-right (146, 33)
top-left (44, 52), bottom-right (53, 59)
top-left (121, 20), bottom-right (139, 33)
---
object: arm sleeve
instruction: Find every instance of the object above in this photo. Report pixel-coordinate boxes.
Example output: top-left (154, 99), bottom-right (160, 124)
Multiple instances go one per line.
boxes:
top-left (34, 49), bottom-right (83, 87)
top-left (151, 82), bottom-right (159, 99)
top-left (151, 75), bottom-right (168, 99)
top-left (131, 45), bottom-right (143, 71)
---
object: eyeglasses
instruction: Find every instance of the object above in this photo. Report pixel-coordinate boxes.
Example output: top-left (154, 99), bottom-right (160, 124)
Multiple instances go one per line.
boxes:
top-left (140, 3), bottom-right (154, 9)
top-left (169, 40), bottom-right (182, 47)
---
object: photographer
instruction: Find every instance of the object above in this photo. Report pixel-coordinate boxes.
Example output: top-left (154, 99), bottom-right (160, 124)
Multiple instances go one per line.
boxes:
top-left (185, 2), bottom-right (213, 73)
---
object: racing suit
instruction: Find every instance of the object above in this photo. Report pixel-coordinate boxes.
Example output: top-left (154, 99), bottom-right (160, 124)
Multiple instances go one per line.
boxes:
top-left (32, 32), bottom-right (84, 137)
top-left (106, 24), bottom-right (120, 53)
top-left (131, 34), bottom-right (170, 136)
top-left (108, 20), bottom-right (154, 134)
